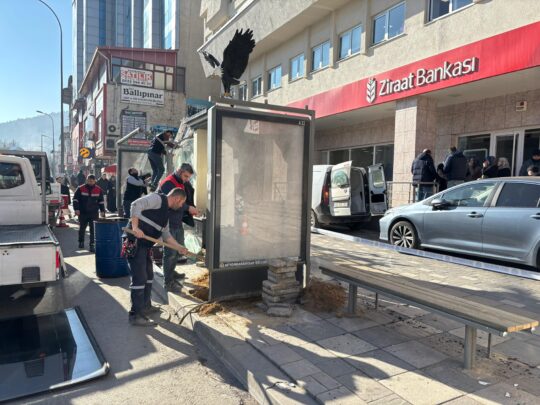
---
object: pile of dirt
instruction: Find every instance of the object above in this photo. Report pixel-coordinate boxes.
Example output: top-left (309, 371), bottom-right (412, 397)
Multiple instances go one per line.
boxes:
top-left (303, 278), bottom-right (347, 313)
top-left (189, 272), bottom-right (209, 301)
top-left (198, 302), bottom-right (225, 316)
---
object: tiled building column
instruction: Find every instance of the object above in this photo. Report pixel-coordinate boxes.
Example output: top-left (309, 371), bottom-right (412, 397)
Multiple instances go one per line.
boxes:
top-left (392, 97), bottom-right (438, 207)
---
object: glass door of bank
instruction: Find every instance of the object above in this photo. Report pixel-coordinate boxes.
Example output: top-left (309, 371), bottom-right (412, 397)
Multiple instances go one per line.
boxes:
top-left (460, 128), bottom-right (540, 176)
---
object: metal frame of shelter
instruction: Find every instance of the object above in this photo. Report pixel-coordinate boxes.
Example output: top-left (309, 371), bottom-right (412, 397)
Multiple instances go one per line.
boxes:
top-left (200, 98), bottom-right (315, 300)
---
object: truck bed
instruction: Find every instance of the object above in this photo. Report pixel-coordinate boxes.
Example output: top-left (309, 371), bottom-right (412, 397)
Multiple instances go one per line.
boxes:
top-left (0, 225), bottom-right (58, 246)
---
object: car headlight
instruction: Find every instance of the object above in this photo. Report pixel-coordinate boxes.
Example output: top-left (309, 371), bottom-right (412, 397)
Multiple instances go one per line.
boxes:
top-left (383, 208), bottom-right (396, 217)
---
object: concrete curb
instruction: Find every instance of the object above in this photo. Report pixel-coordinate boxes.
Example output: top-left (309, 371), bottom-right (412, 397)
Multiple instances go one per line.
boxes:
top-left (152, 266), bottom-right (316, 405)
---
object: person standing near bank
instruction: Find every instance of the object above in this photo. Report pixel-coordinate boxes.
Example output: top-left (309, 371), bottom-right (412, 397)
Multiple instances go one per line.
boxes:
top-left (123, 167), bottom-right (148, 218)
top-left (147, 130), bottom-right (176, 191)
top-left (519, 149), bottom-right (540, 176)
top-left (125, 188), bottom-right (188, 326)
top-left (73, 175), bottom-right (106, 252)
top-left (158, 163), bottom-right (199, 291)
top-left (411, 149), bottom-right (437, 201)
top-left (443, 146), bottom-right (468, 188)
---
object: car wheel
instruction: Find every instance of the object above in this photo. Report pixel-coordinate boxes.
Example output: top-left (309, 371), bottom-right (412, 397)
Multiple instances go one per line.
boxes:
top-left (310, 210), bottom-right (320, 228)
top-left (389, 221), bottom-right (419, 249)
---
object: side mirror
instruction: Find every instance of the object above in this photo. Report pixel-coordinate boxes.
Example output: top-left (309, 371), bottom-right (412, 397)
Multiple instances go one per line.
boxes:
top-left (431, 198), bottom-right (451, 210)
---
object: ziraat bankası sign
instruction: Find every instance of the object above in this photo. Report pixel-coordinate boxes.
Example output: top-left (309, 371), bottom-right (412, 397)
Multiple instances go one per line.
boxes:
top-left (367, 57), bottom-right (478, 103)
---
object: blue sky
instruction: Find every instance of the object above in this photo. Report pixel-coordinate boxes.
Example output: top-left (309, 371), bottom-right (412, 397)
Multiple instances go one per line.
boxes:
top-left (0, 0), bottom-right (72, 123)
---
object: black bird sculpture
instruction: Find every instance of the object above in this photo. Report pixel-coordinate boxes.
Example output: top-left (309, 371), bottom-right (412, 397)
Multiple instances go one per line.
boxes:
top-left (201, 29), bottom-right (256, 97)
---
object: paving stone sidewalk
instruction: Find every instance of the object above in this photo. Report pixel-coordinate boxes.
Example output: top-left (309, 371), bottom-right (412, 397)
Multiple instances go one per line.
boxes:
top-left (214, 235), bottom-right (540, 404)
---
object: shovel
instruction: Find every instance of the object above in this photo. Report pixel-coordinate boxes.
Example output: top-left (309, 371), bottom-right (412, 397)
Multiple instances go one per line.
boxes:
top-left (122, 227), bottom-right (205, 263)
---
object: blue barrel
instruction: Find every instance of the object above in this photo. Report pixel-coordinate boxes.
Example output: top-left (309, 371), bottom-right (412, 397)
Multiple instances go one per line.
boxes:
top-left (95, 218), bottom-right (130, 278)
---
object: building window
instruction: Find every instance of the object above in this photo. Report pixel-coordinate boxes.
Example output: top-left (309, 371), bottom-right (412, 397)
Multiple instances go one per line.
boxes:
top-left (111, 57), bottom-right (178, 91)
top-left (238, 83), bottom-right (247, 100)
top-left (290, 54), bottom-right (304, 81)
top-left (327, 143), bottom-right (394, 180)
top-left (312, 41), bottom-right (330, 72)
top-left (143, 0), bottom-right (151, 48)
top-left (457, 134), bottom-right (490, 164)
top-left (429, 0), bottom-right (472, 21)
top-left (339, 25), bottom-right (362, 59)
top-left (267, 65), bottom-right (282, 90)
top-left (163, 0), bottom-right (174, 49)
top-left (99, 0), bottom-right (106, 45)
top-left (251, 76), bottom-right (262, 97)
top-left (373, 2), bottom-right (405, 45)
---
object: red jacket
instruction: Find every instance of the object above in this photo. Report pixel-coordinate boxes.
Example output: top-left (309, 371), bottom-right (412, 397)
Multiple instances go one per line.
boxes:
top-left (73, 184), bottom-right (105, 215)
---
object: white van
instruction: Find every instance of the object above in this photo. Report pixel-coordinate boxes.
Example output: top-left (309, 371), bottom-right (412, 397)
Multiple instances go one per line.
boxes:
top-left (311, 161), bottom-right (388, 228)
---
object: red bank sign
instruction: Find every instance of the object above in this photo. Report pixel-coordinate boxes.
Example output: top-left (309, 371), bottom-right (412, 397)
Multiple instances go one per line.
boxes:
top-left (289, 22), bottom-right (540, 118)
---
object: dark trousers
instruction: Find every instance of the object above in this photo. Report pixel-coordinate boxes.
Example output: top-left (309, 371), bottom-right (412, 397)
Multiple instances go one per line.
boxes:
top-left (79, 214), bottom-right (97, 245)
top-left (123, 200), bottom-right (133, 218)
top-left (127, 244), bottom-right (154, 317)
top-left (148, 151), bottom-right (165, 186)
top-left (162, 226), bottom-right (184, 284)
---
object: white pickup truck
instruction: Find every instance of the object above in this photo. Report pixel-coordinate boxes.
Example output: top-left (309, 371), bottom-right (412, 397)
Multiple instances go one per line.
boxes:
top-left (0, 154), bottom-right (63, 298)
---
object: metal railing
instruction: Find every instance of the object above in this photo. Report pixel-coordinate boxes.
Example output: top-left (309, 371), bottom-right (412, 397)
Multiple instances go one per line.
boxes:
top-left (387, 181), bottom-right (440, 207)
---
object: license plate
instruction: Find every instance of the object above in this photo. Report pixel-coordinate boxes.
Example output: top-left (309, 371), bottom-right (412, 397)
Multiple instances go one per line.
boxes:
top-left (334, 202), bottom-right (349, 208)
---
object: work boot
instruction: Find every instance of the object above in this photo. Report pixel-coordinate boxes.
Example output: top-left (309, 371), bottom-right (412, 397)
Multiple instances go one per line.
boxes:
top-left (89, 244), bottom-right (95, 253)
top-left (165, 281), bottom-right (182, 293)
top-left (173, 272), bottom-right (186, 280)
top-left (78, 241), bottom-right (84, 249)
top-left (129, 315), bottom-right (157, 327)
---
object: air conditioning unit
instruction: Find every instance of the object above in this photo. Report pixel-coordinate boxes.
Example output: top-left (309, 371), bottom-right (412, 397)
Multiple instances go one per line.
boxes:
top-left (108, 123), bottom-right (120, 135)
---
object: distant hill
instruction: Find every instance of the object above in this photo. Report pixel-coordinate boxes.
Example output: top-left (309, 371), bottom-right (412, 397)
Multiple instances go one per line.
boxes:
top-left (0, 113), bottom-right (61, 152)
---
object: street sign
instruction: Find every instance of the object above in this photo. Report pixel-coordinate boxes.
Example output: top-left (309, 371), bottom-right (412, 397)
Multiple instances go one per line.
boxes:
top-left (79, 147), bottom-right (93, 158)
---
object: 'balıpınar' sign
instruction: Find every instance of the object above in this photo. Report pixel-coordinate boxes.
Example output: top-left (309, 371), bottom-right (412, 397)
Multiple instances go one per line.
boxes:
top-left (121, 85), bottom-right (164, 106)
top-left (120, 67), bottom-right (153, 88)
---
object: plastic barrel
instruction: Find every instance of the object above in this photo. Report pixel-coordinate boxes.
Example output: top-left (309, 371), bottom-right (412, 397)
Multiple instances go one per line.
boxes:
top-left (95, 218), bottom-right (130, 278)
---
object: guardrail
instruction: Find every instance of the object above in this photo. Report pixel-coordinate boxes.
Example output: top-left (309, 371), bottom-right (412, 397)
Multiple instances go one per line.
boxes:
top-left (386, 181), bottom-right (440, 207)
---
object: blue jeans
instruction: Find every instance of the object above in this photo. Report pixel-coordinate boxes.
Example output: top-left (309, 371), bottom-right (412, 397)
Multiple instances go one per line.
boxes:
top-left (148, 151), bottom-right (165, 186)
top-left (417, 185), bottom-right (434, 201)
top-left (162, 226), bottom-right (184, 284)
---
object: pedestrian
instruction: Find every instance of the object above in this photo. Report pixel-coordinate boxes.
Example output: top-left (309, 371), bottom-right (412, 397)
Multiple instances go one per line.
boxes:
top-left (73, 175), bottom-right (106, 252)
top-left (70, 173), bottom-right (77, 190)
top-left (97, 173), bottom-right (110, 210)
top-left (123, 167), bottom-right (148, 218)
top-left (56, 176), bottom-right (71, 205)
top-left (107, 175), bottom-right (117, 212)
top-left (158, 163), bottom-right (199, 291)
top-left (147, 130), bottom-right (176, 190)
top-left (436, 163), bottom-right (447, 192)
top-left (124, 188), bottom-right (188, 326)
top-left (481, 156), bottom-right (499, 178)
top-left (519, 149), bottom-right (540, 176)
top-left (77, 169), bottom-right (86, 186)
top-left (497, 157), bottom-right (512, 177)
top-left (411, 149), bottom-right (437, 201)
top-left (528, 165), bottom-right (540, 176)
top-left (443, 146), bottom-right (468, 188)
top-left (465, 158), bottom-right (482, 181)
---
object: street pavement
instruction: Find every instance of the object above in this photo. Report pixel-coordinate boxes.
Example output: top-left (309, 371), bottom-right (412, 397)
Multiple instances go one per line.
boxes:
top-left (0, 223), bottom-right (255, 405)
top-left (163, 232), bottom-right (540, 405)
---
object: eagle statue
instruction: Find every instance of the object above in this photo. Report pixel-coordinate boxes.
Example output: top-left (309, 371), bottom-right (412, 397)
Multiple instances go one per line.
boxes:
top-left (201, 29), bottom-right (256, 97)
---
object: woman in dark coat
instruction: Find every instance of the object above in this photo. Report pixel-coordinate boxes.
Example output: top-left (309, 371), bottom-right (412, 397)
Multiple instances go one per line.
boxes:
top-left (497, 157), bottom-right (512, 177)
top-left (107, 175), bottom-right (117, 212)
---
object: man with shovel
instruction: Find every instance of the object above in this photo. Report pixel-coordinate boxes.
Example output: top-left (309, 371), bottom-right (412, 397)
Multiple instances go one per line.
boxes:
top-left (124, 188), bottom-right (188, 327)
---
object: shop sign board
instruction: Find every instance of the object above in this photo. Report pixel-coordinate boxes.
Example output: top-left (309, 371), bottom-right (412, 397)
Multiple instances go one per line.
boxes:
top-left (120, 67), bottom-right (153, 88)
top-left (121, 85), bottom-right (164, 106)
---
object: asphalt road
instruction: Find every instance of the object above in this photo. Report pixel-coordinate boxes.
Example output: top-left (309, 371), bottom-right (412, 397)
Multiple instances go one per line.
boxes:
top-left (0, 224), bottom-right (256, 405)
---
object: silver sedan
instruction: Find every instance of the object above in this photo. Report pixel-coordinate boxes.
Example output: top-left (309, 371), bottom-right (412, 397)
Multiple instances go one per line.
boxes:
top-left (379, 178), bottom-right (540, 269)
